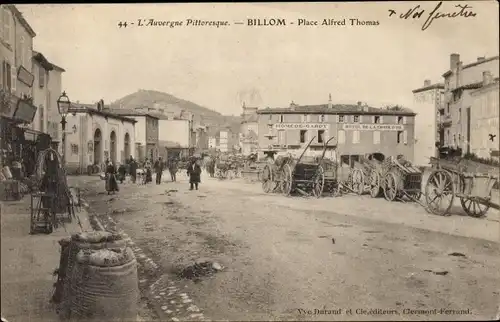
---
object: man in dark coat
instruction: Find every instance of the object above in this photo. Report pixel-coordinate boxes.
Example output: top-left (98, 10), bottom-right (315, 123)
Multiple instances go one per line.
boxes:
top-left (154, 157), bottom-right (164, 185)
top-left (186, 159), bottom-right (202, 190)
top-left (168, 158), bottom-right (178, 182)
top-left (128, 156), bottom-right (138, 183)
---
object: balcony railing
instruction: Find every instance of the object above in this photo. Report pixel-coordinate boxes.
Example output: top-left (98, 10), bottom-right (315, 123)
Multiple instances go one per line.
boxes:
top-left (439, 115), bottom-right (452, 127)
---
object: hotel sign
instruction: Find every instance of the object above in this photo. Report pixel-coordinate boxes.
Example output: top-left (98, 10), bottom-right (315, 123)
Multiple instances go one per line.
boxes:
top-left (273, 123), bottom-right (330, 130)
top-left (343, 123), bottom-right (404, 131)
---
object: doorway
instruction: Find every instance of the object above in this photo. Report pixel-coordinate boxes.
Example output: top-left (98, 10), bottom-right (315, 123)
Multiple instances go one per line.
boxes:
top-left (93, 129), bottom-right (102, 165)
top-left (110, 131), bottom-right (117, 164)
top-left (124, 132), bottom-right (130, 161)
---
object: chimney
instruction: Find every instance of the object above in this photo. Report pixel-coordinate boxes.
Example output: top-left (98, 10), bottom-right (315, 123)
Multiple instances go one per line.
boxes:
top-left (290, 101), bottom-right (297, 111)
top-left (328, 93), bottom-right (332, 109)
top-left (362, 102), bottom-right (369, 112)
top-left (477, 56), bottom-right (485, 62)
top-left (483, 71), bottom-right (492, 86)
top-left (450, 53), bottom-right (460, 70)
top-left (424, 79), bottom-right (431, 87)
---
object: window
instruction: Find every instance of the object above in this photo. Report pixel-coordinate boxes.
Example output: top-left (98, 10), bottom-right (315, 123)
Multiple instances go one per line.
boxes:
top-left (39, 105), bottom-right (44, 132)
top-left (458, 108), bottom-right (461, 123)
top-left (278, 130), bottom-right (286, 145)
top-left (340, 155), bottom-right (350, 167)
top-left (268, 114), bottom-right (272, 121)
top-left (39, 67), bottom-right (45, 88)
top-left (403, 130), bottom-right (408, 144)
top-left (397, 131), bottom-right (403, 144)
top-left (319, 114), bottom-right (325, 123)
top-left (374, 116), bottom-right (380, 124)
top-left (11, 64), bottom-right (16, 92)
top-left (353, 115), bottom-right (360, 123)
top-left (71, 144), bottom-right (79, 155)
top-left (279, 114), bottom-right (284, 123)
top-left (338, 130), bottom-right (345, 144)
top-left (397, 116), bottom-right (403, 124)
top-left (318, 130), bottom-right (325, 143)
top-left (301, 114), bottom-right (309, 123)
top-left (352, 130), bottom-right (360, 144)
top-left (403, 116), bottom-right (407, 124)
top-left (300, 130), bottom-right (307, 143)
top-left (373, 131), bottom-right (380, 144)
top-left (2, 8), bottom-right (11, 44)
top-left (338, 115), bottom-right (345, 123)
top-left (2, 61), bottom-right (11, 91)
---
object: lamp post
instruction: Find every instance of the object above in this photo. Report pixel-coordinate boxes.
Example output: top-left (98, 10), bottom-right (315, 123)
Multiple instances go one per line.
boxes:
top-left (57, 91), bottom-right (71, 167)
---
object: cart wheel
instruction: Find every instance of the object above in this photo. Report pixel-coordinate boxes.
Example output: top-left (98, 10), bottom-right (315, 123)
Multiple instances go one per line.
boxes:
top-left (460, 198), bottom-right (489, 218)
top-left (261, 165), bottom-right (274, 193)
top-left (351, 169), bottom-right (365, 195)
top-left (369, 171), bottom-right (381, 198)
top-left (425, 169), bottom-right (455, 216)
top-left (313, 165), bottom-right (325, 198)
top-left (383, 171), bottom-right (399, 201)
top-left (281, 164), bottom-right (293, 196)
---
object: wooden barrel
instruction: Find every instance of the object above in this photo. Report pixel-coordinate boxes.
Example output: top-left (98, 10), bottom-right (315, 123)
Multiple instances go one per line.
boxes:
top-left (69, 247), bottom-right (139, 321)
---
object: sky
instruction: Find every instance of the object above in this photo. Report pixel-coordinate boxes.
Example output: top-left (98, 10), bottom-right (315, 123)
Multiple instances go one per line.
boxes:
top-left (19, 1), bottom-right (499, 116)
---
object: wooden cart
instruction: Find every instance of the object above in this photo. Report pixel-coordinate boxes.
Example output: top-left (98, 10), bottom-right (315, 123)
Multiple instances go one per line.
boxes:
top-left (382, 156), bottom-right (423, 202)
top-left (425, 157), bottom-right (499, 217)
top-left (347, 155), bottom-right (385, 197)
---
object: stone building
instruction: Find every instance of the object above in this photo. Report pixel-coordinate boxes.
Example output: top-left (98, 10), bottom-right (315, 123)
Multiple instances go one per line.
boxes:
top-left (64, 102), bottom-right (136, 173)
top-left (256, 97), bottom-right (416, 165)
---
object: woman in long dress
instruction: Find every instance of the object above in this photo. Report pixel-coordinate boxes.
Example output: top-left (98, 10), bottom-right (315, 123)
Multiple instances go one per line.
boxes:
top-left (144, 158), bottom-right (153, 184)
top-left (105, 160), bottom-right (119, 194)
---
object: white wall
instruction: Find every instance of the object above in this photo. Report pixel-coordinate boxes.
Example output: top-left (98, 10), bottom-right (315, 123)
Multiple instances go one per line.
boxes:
top-left (132, 116), bottom-right (146, 145)
top-left (413, 88), bottom-right (442, 166)
top-left (158, 119), bottom-right (190, 148)
top-left (470, 83), bottom-right (500, 158)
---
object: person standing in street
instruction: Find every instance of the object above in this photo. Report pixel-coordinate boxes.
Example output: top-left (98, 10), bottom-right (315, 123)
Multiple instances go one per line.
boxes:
top-left (187, 158), bottom-right (202, 190)
top-left (144, 158), bottom-right (153, 184)
top-left (168, 158), bottom-right (178, 182)
top-left (154, 157), bottom-right (164, 185)
top-left (128, 156), bottom-right (138, 184)
top-left (105, 159), bottom-right (119, 195)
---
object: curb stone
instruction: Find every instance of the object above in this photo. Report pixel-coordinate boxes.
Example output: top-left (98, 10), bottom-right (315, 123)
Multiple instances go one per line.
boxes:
top-left (81, 198), bottom-right (210, 321)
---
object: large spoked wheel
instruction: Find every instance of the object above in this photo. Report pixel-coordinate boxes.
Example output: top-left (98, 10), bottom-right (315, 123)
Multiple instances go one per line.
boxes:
top-left (313, 165), bottom-right (325, 198)
top-left (281, 164), bottom-right (293, 196)
top-left (460, 198), bottom-right (489, 218)
top-left (383, 171), bottom-right (399, 201)
top-left (261, 165), bottom-right (274, 193)
top-left (369, 171), bottom-right (381, 198)
top-left (425, 170), bottom-right (455, 216)
top-left (351, 169), bottom-right (365, 195)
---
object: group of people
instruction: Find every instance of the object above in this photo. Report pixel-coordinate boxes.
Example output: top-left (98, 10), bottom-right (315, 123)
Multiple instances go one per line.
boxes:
top-left (104, 155), bottom-right (203, 194)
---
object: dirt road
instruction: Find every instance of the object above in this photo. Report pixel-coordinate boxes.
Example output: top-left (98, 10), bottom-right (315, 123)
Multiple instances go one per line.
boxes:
top-left (72, 172), bottom-right (500, 321)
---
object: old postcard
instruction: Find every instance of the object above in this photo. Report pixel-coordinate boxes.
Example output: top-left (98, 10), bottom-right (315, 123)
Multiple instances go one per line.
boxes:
top-left (0, 1), bottom-right (499, 322)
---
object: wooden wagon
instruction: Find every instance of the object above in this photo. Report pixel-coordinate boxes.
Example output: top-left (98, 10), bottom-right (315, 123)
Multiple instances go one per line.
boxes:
top-left (345, 154), bottom-right (386, 198)
top-left (425, 156), bottom-right (499, 217)
top-left (382, 156), bottom-right (423, 202)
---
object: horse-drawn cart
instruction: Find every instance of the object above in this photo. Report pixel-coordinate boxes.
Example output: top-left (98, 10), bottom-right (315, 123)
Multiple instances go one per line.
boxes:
top-left (382, 156), bottom-right (423, 203)
top-left (349, 155), bottom-right (385, 197)
top-left (425, 157), bottom-right (499, 217)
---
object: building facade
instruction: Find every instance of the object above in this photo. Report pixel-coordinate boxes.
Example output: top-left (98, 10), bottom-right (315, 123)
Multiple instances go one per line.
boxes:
top-left (469, 73), bottom-right (499, 159)
top-left (64, 103), bottom-right (136, 173)
top-left (441, 53), bottom-right (499, 153)
top-left (47, 63), bottom-right (64, 143)
top-left (412, 80), bottom-right (444, 166)
top-left (257, 101), bottom-right (416, 165)
top-left (108, 108), bottom-right (159, 162)
top-left (240, 102), bottom-right (259, 155)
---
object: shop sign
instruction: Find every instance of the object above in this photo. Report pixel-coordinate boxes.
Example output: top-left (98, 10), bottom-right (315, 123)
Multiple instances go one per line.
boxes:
top-left (273, 123), bottom-right (330, 130)
top-left (13, 99), bottom-right (37, 123)
top-left (17, 66), bottom-right (34, 87)
top-left (342, 123), bottom-right (404, 131)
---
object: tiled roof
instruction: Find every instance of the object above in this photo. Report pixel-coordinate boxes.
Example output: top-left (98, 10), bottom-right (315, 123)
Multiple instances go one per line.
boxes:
top-left (412, 83), bottom-right (444, 94)
top-left (32, 51), bottom-right (54, 71)
top-left (8, 5), bottom-right (36, 37)
top-left (106, 108), bottom-right (160, 119)
top-left (442, 55), bottom-right (499, 77)
top-left (257, 104), bottom-right (415, 116)
top-left (70, 104), bottom-right (137, 123)
top-left (451, 81), bottom-right (483, 92)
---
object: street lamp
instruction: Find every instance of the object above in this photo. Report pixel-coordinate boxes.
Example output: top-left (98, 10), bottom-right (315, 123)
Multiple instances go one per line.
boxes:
top-left (57, 91), bottom-right (71, 166)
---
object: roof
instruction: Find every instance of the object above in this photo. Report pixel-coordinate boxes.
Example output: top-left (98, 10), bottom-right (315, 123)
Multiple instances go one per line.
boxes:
top-left (7, 5), bottom-right (36, 38)
top-left (451, 81), bottom-right (483, 92)
top-left (106, 108), bottom-right (160, 119)
top-left (70, 104), bottom-right (137, 123)
top-left (241, 113), bottom-right (258, 123)
top-left (32, 51), bottom-right (54, 71)
top-left (159, 140), bottom-right (182, 148)
top-left (50, 63), bottom-right (66, 72)
top-left (412, 83), bottom-right (444, 94)
top-left (470, 77), bottom-right (500, 94)
top-left (442, 55), bottom-right (499, 77)
top-left (257, 103), bottom-right (416, 116)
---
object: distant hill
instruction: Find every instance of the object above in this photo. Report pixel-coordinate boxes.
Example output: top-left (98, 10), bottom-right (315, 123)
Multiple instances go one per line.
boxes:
top-left (110, 89), bottom-right (241, 134)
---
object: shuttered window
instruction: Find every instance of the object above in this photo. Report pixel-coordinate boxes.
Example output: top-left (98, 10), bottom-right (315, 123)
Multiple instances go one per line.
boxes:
top-left (338, 130), bottom-right (345, 144)
top-left (373, 131), bottom-right (381, 144)
top-left (11, 65), bottom-right (16, 92)
top-left (352, 130), bottom-right (360, 144)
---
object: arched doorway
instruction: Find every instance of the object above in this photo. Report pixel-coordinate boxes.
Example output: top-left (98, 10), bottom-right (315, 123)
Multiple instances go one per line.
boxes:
top-left (93, 129), bottom-right (102, 165)
top-left (110, 131), bottom-right (117, 164)
top-left (124, 132), bottom-right (130, 161)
